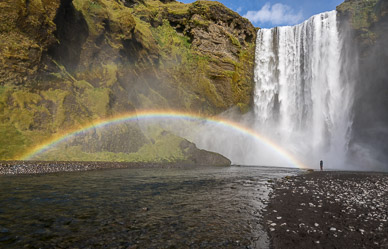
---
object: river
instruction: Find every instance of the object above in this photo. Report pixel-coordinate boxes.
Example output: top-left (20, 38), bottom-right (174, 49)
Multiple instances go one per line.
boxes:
top-left (0, 165), bottom-right (300, 248)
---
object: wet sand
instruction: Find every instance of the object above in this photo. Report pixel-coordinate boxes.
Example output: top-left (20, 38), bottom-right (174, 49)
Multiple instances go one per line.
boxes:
top-left (264, 171), bottom-right (388, 249)
top-left (0, 161), bottom-right (201, 175)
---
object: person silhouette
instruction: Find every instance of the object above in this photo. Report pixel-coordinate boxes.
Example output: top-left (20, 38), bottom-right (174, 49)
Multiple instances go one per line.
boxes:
top-left (320, 160), bottom-right (323, 171)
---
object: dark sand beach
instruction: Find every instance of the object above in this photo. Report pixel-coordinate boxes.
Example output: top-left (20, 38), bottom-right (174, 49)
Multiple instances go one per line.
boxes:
top-left (264, 171), bottom-right (388, 249)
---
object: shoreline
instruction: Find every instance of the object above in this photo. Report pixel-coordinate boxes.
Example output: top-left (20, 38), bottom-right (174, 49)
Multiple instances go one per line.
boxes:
top-left (263, 171), bottom-right (388, 249)
top-left (0, 160), bottom-right (224, 175)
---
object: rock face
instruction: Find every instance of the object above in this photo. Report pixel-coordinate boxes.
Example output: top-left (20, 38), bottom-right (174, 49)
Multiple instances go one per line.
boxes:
top-left (0, 0), bottom-right (255, 162)
top-left (337, 0), bottom-right (388, 168)
top-left (122, 0), bottom-right (256, 113)
top-left (179, 139), bottom-right (231, 166)
top-left (0, 0), bottom-right (60, 85)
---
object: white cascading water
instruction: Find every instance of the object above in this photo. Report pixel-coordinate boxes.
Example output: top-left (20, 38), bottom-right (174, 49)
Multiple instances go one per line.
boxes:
top-left (253, 10), bottom-right (354, 168)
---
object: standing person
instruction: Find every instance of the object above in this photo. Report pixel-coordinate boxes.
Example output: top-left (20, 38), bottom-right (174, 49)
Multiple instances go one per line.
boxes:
top-left (320, 160), bottom-right (323, 171)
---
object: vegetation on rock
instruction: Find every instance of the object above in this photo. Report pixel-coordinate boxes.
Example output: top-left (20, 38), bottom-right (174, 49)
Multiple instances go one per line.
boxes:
top-left (32, 128), bottom-right (231, 166)
top-left (0, 0), bottom-right (254, 163)
top-left (337, 0), bottom-right (386, 50)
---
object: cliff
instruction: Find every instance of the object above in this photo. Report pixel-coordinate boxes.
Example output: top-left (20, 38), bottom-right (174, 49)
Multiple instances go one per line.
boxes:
top-left (0, 0), bottom-right (255, 163)
top-left (337, 0), bottom-right (388, 167)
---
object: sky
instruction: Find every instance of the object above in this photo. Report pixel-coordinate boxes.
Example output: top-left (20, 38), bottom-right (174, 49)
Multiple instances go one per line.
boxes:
top-left (179, 0), bottom-right (344, 28)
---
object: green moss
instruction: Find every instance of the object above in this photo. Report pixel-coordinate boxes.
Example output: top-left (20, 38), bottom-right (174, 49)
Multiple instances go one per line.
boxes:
top-left (0, 86), bottom-right (6, 96)
top-left (0, 123), bottom-right (27, 160)
top-left (73, 0), bottom-right (106, 36)
top-left (167, 4), bottom-right (190, 15)
top-left (337, 0), bottom-right (379, 30)
top-left (237, 102), bottom-right (249, 113)
top-left (152, 19), bottom-right (192, 59)
top-left (133, 16), bottom-right (155, 50)
top-left (74, 80), bottom-right (94, 90)
top-left (1, 90), bottom-right (45, 131)
top-left (102, 63), bottom-right (118, 87)
top-left (191, 1), bottom-right (211, 16)
top-left (227, 32), bottom-right (241, 48)
top-left (81, 87), bottom-right (111, 117)
top-left (134, 132), bottom-right (185, 162)
top-left (190, 18), bottom-right (211, 28)
top-left (41, 89), bottom-right (70, 128)
top-left (12, 91), bottom-right (42, 109)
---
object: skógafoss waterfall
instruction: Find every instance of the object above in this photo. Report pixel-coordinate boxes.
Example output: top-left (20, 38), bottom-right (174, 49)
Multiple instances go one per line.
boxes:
top-left (184, 10), bottom-right (354, 168)
top-left (253, 10), bottom-right (354, 168)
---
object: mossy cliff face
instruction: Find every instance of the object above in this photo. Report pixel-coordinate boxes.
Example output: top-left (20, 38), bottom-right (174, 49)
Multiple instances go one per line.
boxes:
top-left (0, 0), bottom-right (59, 85)
top-left (337, 0), bottom-right (387, 52)
top-left (128, 0), bottom-right (256, 113)
top-left (0, 0), bottom-right (144, 159)
top-left (63, 0), bottom-right (256, 114)
top-left (337, 0), bottom-right (388, 165)
top-left (0, 0), bottom-right (253, 163)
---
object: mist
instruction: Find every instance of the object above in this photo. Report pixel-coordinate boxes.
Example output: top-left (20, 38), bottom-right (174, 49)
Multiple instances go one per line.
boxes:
top-left (133, 9), bottom-right (387, 171)
top-left (30, 7), bottom-right (387, 171)
top-left (136, 110), bottom-right (299, 168)
top-left (162, 9), bottom-right (386, 171)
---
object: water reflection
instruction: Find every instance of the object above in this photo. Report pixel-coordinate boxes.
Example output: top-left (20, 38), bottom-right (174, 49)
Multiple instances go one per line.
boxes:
top-left (0, 166), bottom-right (300, 248)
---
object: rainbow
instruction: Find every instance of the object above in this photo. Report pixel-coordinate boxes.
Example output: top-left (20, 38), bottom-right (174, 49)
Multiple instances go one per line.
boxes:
top-left (19, 110), bottom-right (307, 168)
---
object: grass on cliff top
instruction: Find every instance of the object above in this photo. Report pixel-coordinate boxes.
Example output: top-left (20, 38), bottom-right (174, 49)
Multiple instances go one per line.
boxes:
top-left (131, 0), bottom-right (190, 16)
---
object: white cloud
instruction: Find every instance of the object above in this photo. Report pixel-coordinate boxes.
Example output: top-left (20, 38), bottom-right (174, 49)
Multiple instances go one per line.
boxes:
top-left (243, 3), bottom-right (303, 26)
top-left (236, 7), bottom-right (243, 13)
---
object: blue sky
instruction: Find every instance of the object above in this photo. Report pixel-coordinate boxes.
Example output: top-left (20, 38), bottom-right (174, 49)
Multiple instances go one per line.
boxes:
top-left (180, 0), bottom-right (344, 28)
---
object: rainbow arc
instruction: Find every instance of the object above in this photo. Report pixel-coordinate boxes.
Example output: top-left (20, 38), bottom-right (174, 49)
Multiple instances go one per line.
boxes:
top-left (19, 110), bottom-right (307, 169)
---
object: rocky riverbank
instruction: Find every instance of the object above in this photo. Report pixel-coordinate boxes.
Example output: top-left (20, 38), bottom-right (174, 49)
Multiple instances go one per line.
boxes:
top-left (0, 161), bottom-right (221, 175)
top-left (263, 171), bottom-right (388, 249)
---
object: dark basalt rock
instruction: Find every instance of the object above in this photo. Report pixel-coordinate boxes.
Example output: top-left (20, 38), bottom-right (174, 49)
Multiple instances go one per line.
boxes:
top-left (180, 139), bottom-right (231, 166)
top-left (337, 0), bottom-right (388, 168)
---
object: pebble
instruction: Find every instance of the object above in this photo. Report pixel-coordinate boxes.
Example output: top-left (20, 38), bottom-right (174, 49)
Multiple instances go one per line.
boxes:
top-left (0, 161), bottom-right (171, 175)
top-left (264, 172), bottom-right (388, 248)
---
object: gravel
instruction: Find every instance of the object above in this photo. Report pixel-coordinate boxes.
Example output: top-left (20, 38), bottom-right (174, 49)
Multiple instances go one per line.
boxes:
top-left (0, 161), bottom-right (196, 175)
top-left (263, 171), bottom-right (388, 249)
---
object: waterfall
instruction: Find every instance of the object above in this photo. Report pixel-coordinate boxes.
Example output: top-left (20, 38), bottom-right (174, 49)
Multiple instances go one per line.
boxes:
top-left (253, 11), bottom-right (354, 168)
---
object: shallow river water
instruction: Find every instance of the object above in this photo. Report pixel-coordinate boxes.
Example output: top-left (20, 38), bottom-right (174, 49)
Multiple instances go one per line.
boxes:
top-left (0, 165), bottom-right (300, 249)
